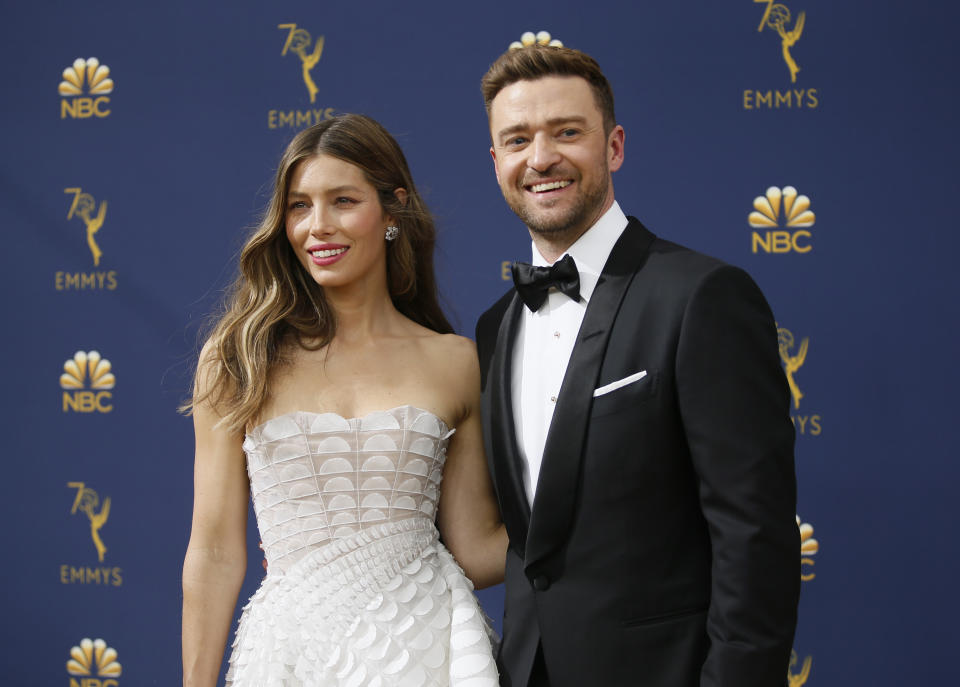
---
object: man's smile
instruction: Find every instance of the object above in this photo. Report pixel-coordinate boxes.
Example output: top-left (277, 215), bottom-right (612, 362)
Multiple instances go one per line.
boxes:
top-left (528, 180), bottom-right (573, 193)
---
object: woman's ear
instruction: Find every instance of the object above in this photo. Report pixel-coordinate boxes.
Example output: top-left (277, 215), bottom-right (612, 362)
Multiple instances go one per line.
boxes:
top-left (393, 187), bottom-right (409, 207)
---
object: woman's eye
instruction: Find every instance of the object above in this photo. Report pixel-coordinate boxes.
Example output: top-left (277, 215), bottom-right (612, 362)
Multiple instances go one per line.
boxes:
top-left (288, 200), bottom-right (307, 210)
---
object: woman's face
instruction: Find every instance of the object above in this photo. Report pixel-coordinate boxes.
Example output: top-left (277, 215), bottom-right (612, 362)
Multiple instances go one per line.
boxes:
top-left (285, 154), bottom-right (393, 294)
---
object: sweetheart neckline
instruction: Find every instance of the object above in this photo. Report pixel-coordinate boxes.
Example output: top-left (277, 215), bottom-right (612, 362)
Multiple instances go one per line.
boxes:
top-left (247, 404), bottom-right (451, 437)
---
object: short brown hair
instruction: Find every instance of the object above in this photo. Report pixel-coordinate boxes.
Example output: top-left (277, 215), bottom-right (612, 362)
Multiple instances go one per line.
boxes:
top-left (481, 45), bottom-right (616, 134)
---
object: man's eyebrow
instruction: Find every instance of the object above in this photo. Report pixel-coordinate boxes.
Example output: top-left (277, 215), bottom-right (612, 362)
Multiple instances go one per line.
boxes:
top-left (495, 123), bottom-right (529, 140)
top-left (495, 116), bottom-right (589, 140)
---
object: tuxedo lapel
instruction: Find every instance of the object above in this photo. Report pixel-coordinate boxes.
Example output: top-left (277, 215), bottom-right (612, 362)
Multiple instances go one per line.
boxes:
top-left (482, 293), bottom-right (532, 553)
top-left (524, 219), bottom-right (656, 571)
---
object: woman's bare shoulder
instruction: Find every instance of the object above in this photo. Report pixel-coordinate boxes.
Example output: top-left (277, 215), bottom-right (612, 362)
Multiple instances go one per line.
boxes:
top-left (422, 332), bottom-right (478, 365)
top-left (420, 334), bottom-right (481, 408)
top-left (194, 338), bottom-right (224, 395)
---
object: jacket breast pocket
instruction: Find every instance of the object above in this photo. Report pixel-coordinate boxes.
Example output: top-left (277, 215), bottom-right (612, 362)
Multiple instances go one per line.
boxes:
top-left (590, 369), bottom-right (658, 419)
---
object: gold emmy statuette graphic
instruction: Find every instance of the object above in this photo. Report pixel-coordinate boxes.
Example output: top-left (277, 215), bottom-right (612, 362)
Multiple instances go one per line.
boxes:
top-left (68, 482), bottom-right (110, 562)
top-left (279, 23), bottom-right (324, 103)
top-left (797, 514), bottom-right (819, 582)
top-left (67, 637), bottom-right (122, 678)
top-left (777, 326), bottom-right (808, 410)
top-left (788, 650), bottom-right (812, 686)
top-left (64, 188), bottom-right (107, 266)
top-left (754, 0), bottom-right (805, 83)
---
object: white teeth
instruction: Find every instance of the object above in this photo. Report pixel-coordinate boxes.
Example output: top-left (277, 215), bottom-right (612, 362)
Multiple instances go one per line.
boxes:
top-left (530, 180), bottom-right (572, 193)
top-left (311, 247), bottom-right (347, 258)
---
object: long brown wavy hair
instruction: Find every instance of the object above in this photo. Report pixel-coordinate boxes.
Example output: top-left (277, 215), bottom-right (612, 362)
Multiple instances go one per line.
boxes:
top-left (183, 114), bottom-right (453, 431)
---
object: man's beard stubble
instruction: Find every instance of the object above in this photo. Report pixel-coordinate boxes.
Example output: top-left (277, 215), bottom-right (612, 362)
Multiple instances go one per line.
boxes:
top-left (508, 172), bottom-right (609, 242)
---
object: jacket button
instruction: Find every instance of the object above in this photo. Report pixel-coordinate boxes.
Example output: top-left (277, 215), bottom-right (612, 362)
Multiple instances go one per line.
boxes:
top-left (533, 575), bottom-right (550, 591)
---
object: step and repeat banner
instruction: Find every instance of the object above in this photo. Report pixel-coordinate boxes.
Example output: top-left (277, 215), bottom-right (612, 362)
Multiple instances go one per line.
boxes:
top-left (2, 1), bottom-right (957, 685)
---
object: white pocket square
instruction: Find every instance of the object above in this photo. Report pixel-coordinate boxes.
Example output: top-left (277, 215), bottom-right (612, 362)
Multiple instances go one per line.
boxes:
top-left (593, 370), bottom-right (648, 397)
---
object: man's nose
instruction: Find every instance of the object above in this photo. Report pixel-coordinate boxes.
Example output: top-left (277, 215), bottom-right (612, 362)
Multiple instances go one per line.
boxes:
top-left (528, 134), bottom-right (561, 172)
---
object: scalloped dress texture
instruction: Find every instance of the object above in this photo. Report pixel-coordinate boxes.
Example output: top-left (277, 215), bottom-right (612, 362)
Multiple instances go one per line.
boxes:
top-left (225, 405), bottom-right (499, 687)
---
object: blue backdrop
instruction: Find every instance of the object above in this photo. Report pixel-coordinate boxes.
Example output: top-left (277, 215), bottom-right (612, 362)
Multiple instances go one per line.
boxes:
top-left (2, 1), bottom-right (958, 684)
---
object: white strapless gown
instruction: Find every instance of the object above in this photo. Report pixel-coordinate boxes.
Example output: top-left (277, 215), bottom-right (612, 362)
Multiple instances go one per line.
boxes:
top-left (225, 405), bottom-right (499, 687)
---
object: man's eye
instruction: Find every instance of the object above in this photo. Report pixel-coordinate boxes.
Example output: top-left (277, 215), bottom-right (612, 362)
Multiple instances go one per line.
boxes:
top-left (507, 137), bottom-right (527, 147)
top-left (559, 129), bottom-right (579, 137)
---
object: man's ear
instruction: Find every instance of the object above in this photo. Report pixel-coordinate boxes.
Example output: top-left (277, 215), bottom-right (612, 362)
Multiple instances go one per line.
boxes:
top-left (607, 125), bottom-right (625, 173)
top-left (490, 146), bottom-right (501, 184)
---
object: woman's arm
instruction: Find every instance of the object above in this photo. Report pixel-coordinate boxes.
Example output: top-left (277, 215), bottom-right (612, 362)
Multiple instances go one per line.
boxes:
top-left (436, 337), bottom-right (508, 589)
top-left (182, 352), bottom-right (250, 687)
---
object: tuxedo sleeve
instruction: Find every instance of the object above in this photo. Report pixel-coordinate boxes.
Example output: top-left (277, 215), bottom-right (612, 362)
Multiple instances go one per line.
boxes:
top-left (675, 265), bottom-right (800, 687)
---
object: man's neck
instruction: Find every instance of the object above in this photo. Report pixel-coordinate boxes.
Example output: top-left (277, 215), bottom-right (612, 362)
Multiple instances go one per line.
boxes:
top-left (531, 228), bottom-right (589, 265)
top-left (529, 197), bottom-right (617, 264)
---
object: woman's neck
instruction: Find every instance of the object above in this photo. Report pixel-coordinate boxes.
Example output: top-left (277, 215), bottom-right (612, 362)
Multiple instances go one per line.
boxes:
top-left (325, 283), bottom-right (402, 344)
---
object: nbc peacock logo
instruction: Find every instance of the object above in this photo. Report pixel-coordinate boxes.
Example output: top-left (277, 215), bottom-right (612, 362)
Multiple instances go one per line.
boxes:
top-left (67, 637), bottom-right (121, 686)
top-left (797, 514), bottom-right (819, 582)
top-left (507, 30), bottom-right (563, 51)
top-left (749, 186), bottom-right (815, 254)
top-left (60, 351), bottom-right (115, 413)
top-left (59, 57), bottom-right (113, 119)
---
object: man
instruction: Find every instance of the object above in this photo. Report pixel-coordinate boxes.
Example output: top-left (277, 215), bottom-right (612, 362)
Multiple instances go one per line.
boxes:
top-left (475, 45), bottom-right (800, 686)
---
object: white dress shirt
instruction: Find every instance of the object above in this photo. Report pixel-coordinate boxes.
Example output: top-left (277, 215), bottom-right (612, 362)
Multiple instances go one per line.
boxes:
top-left (511, 202), bottom-right (629, 506)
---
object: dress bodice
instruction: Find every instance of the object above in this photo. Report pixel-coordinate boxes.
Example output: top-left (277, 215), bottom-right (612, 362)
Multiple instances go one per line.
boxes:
top-left (243, 405), bottom-right (452, 574)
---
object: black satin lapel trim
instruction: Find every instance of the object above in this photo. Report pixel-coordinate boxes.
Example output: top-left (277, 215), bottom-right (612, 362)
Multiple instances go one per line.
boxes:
top-left (482, 294), bottom-right (531, 552)
top-left (524, 219), bottom-right (656, 570)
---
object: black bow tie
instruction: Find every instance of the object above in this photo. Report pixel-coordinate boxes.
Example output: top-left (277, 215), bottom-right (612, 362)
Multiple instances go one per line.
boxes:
top-left (512, 254), bottom-right (582, 312)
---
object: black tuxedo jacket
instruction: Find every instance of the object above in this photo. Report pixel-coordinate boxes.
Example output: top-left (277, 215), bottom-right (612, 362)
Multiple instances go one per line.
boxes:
top-left (476, 218), bottom-right (800, 687)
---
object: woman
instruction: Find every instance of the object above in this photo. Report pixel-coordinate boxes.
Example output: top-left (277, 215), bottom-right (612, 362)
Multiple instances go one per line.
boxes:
top-left (182, 114), bottom-right (505, 686)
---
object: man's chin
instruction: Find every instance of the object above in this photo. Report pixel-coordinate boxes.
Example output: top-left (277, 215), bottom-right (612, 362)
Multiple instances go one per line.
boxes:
top-left (521, 207), bottom-right (590, 238)
top-left (527, 222), bottom-right (576, 237)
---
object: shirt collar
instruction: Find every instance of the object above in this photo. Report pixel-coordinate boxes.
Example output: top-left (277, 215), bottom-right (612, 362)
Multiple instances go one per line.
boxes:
top-left (530, 201), bottom-right (628, 303)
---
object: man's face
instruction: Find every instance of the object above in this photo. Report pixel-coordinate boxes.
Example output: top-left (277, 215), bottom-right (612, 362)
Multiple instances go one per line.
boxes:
top-left (489, 75), bottom-right (624, 244)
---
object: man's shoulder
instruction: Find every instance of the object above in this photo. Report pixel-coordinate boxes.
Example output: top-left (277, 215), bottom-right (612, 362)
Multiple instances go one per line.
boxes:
top-left (628, 218), bottom-right (718, 267)
top-left (623, 216), bottom-right (766, 309)
top-left (626, 216), bottom-right (738, 281)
